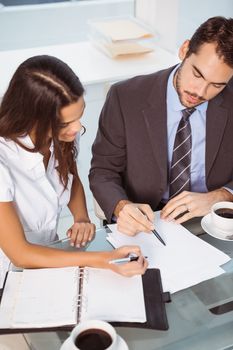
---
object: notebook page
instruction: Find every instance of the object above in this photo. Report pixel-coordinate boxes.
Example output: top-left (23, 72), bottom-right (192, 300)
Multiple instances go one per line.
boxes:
top-left (0, 272), bottom-right (21, 328)
top-left (0, 249), bottom-right (11, 289)
top-left (0, 267), bottom-right (79, 328)
top-left (81, 268), bottom-right (146, 322)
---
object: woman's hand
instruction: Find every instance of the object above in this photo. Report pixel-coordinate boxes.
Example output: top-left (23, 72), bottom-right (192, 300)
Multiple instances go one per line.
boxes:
top-left (67, 221), bottom-right (96, 248)
top-left (108, 245), bottom-right (148, 277)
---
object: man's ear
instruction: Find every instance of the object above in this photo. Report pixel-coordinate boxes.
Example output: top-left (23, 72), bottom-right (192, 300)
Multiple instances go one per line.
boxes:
top-left (178, 40), bottom-right (190, 61)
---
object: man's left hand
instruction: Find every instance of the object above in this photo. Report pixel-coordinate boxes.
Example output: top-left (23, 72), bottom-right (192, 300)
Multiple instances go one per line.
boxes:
top-left (161, 188), bottom-right (233, 224)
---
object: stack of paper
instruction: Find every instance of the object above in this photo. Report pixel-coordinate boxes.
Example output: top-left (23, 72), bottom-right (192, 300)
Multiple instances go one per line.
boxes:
top-left (107, 212), bottom-right (230, 293)
top-left (88, 17), bottom-right (155, 58)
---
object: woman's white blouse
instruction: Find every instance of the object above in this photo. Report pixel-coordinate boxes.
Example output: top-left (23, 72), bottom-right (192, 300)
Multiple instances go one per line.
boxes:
top-left (0, 135), bottom-right (75, 245)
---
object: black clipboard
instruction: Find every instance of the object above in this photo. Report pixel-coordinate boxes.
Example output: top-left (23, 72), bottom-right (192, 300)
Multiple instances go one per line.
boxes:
top-left (0, 268), bottom-right (170, 334)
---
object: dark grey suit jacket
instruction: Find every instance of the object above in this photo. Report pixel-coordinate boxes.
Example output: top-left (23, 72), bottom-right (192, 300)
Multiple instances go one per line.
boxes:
top-left (89, 66), bottom-right (233, 222)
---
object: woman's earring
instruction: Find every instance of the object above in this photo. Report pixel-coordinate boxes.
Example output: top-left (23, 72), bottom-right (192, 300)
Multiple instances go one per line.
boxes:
top-left (81, 125), bottom-right (86, 136)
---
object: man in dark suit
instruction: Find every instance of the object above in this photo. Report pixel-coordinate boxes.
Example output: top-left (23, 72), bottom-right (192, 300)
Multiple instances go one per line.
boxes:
top-left (89, 16), bottom-right (233, 235)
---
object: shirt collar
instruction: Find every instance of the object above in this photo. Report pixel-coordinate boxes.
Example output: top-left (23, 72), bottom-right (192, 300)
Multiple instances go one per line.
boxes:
top-left (16, 135), bottom-right (44, 170)
top-left (167, 65), bottom-right (208, 114)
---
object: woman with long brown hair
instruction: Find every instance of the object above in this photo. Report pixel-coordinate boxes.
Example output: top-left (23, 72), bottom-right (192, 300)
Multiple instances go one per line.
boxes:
top-left (0, 55), bottom-right (147, 277)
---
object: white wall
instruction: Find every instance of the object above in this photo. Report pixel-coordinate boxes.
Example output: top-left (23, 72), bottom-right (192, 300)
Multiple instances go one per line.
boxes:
top-left (136, 0), bottom-right (233, 53)
top-left (177, 0), bottom-right (233, 45)
top-left (0, 0), bottom-right (134, 50)
top-left (136, 0), bottom-right (179, 53)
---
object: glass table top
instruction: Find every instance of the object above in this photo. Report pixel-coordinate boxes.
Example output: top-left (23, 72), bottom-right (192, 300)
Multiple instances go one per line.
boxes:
top-left (1, 218), bottom-right (233, 350)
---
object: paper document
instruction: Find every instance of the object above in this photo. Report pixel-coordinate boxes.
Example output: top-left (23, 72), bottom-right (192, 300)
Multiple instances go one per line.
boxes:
top-left (107, 212), bottom-right (230, 293)
top-left (92, 19), bottom-right (153, 42)
top-left (95, 41), bottom-right (154, 58)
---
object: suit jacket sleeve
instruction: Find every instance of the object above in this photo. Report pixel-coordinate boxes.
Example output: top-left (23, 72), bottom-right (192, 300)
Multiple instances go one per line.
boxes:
top-left (89, 84), bottom-right (129, 222)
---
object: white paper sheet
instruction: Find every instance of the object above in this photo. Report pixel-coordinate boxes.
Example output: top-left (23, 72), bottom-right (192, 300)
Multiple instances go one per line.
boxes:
top-left (107, 212), bottom-right (230, 293)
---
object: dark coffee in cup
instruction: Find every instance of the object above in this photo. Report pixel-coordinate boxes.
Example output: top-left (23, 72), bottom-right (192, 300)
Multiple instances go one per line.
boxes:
top-left (75, 328), bottom-right (112, 350)
top-left (215, 208), bottom-right (233, 219)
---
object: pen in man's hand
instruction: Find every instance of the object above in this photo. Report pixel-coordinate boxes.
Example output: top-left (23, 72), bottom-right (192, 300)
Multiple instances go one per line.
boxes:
top-left (151, 229), bottom-right (166, 246)
top-left (137, 207), bottom-right (166, 246)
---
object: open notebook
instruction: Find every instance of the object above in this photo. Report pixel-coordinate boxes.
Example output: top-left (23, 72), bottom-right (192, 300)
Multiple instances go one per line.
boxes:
top-left (0, 267), bottom-right (146, 329)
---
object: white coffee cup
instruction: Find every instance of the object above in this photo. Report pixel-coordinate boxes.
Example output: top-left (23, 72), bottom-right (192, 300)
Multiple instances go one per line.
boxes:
top-left (60, 320), bottom-right (119, 350)
top-left (211, 201), bottom-right (233, 235)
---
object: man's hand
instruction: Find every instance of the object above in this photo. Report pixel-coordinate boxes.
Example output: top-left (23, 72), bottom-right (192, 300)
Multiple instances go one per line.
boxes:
top-left (161, 188), bottom-right (233, 224)
top-left (115, 201), bottom-right (155, 236)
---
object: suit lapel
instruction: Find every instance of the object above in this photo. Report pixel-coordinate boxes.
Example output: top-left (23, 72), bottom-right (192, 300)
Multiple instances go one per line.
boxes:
top-left (206, 94), bottom-right (228, 178)
top-left (141, 69), bottom-right (171, 189)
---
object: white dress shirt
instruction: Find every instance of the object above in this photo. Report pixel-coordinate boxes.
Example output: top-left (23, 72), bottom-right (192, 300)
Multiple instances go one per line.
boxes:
top-left (162, 66), bottom-right (208, 201)
top-left (0, 135), bottom-right (75, 273)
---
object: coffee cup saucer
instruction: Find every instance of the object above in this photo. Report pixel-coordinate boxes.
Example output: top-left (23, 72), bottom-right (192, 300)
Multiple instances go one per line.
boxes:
top-left (60, 334), bottom-right (128, 350)
top-left (201, 213), bottom-right (233, 241)
top-left (116, 334), bottom-right (129, 350)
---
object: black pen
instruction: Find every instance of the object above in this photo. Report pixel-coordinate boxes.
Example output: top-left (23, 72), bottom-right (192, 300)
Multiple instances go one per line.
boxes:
top-left (151, 229), bottom-right (166, 246)
top-left (137, 208), bottom-right (166, 246)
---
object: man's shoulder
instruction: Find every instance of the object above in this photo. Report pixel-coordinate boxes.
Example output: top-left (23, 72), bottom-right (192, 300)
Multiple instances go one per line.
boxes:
top-left (112, 65), bottom-right (177, 94)
top-left (217, 77), bottom-right (233, 108)
top-left (227, 77), bottom-right (233, 93)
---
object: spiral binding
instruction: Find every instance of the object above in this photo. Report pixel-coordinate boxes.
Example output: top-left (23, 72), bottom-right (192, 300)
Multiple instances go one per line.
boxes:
top-left (76, 267), bottom-right (89, 322)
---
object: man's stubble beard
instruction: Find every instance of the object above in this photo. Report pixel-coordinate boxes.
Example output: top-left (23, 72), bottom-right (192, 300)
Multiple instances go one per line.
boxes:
top-left (174, 63), bottom-right (205, 108)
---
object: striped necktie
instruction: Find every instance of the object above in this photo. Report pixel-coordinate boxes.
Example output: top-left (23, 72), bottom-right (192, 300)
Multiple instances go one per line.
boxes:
top-left (169, 108), bottom-right (196, 199)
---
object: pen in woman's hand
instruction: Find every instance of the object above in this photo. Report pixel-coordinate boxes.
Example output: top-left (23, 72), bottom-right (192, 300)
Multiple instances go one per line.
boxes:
top-left (109, 254), bottom-right (148, 265)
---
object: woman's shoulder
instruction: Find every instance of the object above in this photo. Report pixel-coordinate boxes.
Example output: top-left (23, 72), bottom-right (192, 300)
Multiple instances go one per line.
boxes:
top-left (0, 140), bottom-right (15, 200)
top-left (0, 137), bottom-right (18, 161)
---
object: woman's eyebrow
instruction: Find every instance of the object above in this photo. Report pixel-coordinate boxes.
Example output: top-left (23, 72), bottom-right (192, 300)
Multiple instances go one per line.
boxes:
top-left (60, 104), bottom-right (85, 125)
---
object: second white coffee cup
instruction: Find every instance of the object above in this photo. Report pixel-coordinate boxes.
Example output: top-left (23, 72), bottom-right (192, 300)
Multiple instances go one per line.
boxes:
top-left (211, 201), bottom-right (233, 235)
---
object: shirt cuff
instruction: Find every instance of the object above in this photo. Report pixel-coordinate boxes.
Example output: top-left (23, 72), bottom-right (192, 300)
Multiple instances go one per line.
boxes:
top-left (111, 215), bottom-right (117, 223)
top-left (223, 186), bottom-right (233, 195)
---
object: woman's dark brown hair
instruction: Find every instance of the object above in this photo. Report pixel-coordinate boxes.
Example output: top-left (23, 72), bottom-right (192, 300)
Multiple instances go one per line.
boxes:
top-left (0, 55), bottom-right (84, 188)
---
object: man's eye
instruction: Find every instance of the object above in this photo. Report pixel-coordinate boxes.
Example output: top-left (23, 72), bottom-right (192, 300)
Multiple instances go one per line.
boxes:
top-left (193, 71), bottom-right (201, 78)
top-left (213, 84), bottom-right (224, 89)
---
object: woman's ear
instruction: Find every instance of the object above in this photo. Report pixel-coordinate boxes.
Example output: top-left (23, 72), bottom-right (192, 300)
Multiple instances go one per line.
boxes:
top-left (178, 40), bottom-right (190, 61)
